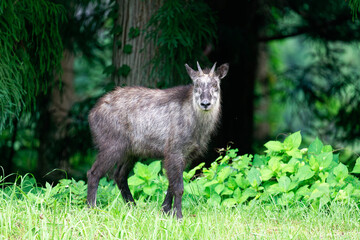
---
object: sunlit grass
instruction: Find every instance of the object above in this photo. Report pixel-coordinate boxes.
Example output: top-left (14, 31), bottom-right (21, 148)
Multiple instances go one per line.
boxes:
top-left (1, 184), bottom-right (360, 240)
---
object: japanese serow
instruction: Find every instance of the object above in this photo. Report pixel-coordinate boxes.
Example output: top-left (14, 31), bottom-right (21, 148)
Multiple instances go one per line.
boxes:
top-left (87, 62), bottom-right (229, 218)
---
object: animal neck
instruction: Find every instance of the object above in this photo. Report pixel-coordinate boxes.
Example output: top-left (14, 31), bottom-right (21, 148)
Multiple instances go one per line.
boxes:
top-left (192, 96), bottom-right (221, 132)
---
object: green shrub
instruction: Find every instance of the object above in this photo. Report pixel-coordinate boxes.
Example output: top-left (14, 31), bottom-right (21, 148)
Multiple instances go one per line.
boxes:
top-left (124, 131), bottom-right (360, 209)
top-left (184, 131), bottom-right (360, 208)
top-left (2, 132), bottom-right (360, 209)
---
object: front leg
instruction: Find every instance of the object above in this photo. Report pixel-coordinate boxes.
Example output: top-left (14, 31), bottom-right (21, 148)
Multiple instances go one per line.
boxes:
top-left (164, 153), bottom-right (185, 219)
top-left (162, 186), bottom-right (173, 214)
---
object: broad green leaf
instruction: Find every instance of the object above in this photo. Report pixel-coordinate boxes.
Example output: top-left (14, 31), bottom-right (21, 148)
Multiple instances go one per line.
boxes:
top-left (183, 162), bottom-right (205, 182)
top-left (149, 161), bottom-right (161, 176)
top-left (221, 198), bottom-right (237, 207)
top-left (309, 155), bottom-right (319, 171)
top-left (238, 188), bottom-right (258, 203)
top-left (264, 141), bottom-right (284, 152)
top-left (266, 183), bottom-right (281, 195)
top-left (226, 177), bottom-right (238, 190)
top-left (204, 179), bottom-right (218, 187)
top-left (333, 163), bottom-right (349, 183)
top-left (208, 193), bottom-right (221, 206)
top-left (253, 154), bottom-right (267, 167)
top-left (278, 176), bottom-right (296, 193)
top-left (235, 174), bottom-right (250, 189)
top-left (226, 148), bottom-right (238, 158)
top-left (233, 154), bottom-right (252, 170)
top-left (215, 183), bottom-right (225, 195)
top-left (127, 176), bottom-right (145, 186)
top-left (133, 162), bottom-right (151, 180)
top-left (268, 157), bottom-right (281, 172)
top-left (233, 188), bottom-right (242, 201)
top-left (308, 137), bottom-right (323, 155)
top-left (210, 161), bottom-right (219, 172)
top-left (247, 167), bottom-right (262, 187)
top-left (326, 173), bottom-right (337, 186)
top-left (295, 185), bottom-right (310, 201)
top-left (281, 158), bottom-right (299, 173)
top-left (286, 148), bottom-right (302, 159)
top-left (217, 166), bottom-right (233, 183)
top-left (309, 183), bottom-right (329, 201)
top-left (203, 168), bottom-right (216, 180)
top-left (143, 184), bottom-right (157, 196)
top-left (294, 165), bottom-right (315, 182)
top-left (260, 167), bottom-right (274, 181)
top-left (317, 152), bottom-right (333, 170)
top-left (352, 157), bottom-right (360, 173)
top-left (220, 155), bottom-right (231, 164)
top-left (284, 131), bottom-right (302, 149)
top-left (221, 187), bottom-right (233, 196)
top-left (322, 145), bottom-right (333, 153)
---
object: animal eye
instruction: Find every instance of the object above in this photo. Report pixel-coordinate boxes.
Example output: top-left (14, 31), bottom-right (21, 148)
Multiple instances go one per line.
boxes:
top-left (212, 82), bottom-right (218, 89)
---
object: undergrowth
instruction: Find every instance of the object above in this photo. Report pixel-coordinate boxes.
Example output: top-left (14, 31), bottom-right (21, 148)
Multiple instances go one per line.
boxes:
top-left (1, 132), bottom-right (360, 239)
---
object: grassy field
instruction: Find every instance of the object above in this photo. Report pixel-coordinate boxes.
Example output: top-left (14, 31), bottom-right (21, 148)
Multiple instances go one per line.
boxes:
top-left (1, 185), bottom-right (360, 240)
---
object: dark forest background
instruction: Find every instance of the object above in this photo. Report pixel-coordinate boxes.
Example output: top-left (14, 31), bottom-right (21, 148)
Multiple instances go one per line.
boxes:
top-left (1, 0), bottom-right (360, 183)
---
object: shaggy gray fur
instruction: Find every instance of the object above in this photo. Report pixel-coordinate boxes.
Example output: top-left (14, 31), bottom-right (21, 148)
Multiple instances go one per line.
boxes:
top-left (87, 62), bottom-right (229, 219)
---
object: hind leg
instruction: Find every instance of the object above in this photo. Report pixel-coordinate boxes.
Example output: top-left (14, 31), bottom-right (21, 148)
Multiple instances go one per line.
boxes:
top-left (114, 158), bottom-right (136, 204)
top-left (87, 149), bottom-right (122, 207)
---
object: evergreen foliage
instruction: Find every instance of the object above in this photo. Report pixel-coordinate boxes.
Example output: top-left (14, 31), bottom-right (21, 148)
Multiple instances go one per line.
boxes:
top-left (260, 0), bottom-right (360, 145)
top-left (0, 0), bottom-right (65, 130)
top-left (146, 0), bottom-right (217, 87)
top-left (348, 0), bottom-right (360, 19)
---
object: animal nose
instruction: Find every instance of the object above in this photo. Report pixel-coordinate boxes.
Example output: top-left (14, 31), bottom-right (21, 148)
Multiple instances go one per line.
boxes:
top-left (201, 101), bottom-right (211, 109)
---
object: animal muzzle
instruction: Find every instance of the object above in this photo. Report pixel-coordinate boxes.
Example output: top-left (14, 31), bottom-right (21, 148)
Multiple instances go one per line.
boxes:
top-left (200, 100), bottom-right (211, 110)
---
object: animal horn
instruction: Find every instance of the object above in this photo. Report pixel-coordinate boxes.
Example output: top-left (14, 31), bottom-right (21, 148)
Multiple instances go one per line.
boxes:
top-left (197, 61), bottom-right (204, 75)
top-left (210, 62), bottom-right (217, 76)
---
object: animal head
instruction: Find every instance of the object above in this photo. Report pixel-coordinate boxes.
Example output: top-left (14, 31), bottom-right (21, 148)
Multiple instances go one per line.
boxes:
top-left (185, 62), bottom-right (229, 111)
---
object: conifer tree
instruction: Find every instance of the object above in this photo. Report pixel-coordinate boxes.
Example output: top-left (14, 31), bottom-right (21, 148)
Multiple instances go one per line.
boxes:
top-left (0, 0), bottom-right (65, 130)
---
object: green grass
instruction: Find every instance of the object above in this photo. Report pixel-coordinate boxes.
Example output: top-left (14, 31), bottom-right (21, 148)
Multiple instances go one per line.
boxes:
top-left (1, 185), bottom-right (360, 240)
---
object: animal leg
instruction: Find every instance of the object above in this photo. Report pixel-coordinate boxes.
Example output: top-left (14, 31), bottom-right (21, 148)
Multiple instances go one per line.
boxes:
top-left (114, 158), bottom-right (136, 204)
top-left (87, 149), bottom-right (121, 207)
top-left (164, 153), bottom-right (185, 219)
top-left (162, 186), bottom-right (173, 213)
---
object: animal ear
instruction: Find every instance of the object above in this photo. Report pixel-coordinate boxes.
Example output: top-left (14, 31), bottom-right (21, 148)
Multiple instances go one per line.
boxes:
top-left (185, 64), bottom-right (197, 80)
top-left (216, 63), bottom-right (229, 79)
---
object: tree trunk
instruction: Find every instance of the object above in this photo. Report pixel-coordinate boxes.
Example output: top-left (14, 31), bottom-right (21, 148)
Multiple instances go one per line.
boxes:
top-left (112, 0), bottom-right (161, 87)
top-left (254, 43), bottom-right (271, 142)
top-left (37, 50), bottom-right (75, 181)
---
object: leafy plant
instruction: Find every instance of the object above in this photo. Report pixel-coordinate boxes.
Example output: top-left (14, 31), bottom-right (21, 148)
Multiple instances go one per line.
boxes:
top-left (128, 161), bottom-right (168, 201)
top-left (184, 131), bottom-right (360, 208)
top-left (117, 64), bottom-right (131, 77)
top-left (2, 132), bottom-right (360, 210)
top-left (128, 27), bottom-right (140, 39)
top-left (123, 44), bottom-right (133, 54)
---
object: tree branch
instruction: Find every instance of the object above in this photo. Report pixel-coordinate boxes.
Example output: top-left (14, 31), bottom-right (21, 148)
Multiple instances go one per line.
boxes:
top-left (258, 15), bottom-right (350, 42)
